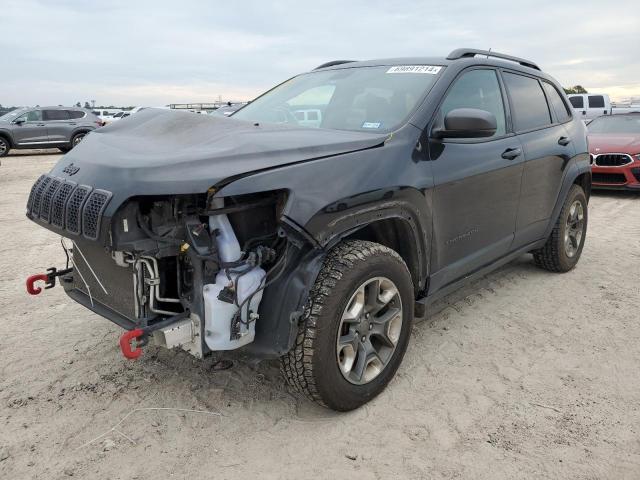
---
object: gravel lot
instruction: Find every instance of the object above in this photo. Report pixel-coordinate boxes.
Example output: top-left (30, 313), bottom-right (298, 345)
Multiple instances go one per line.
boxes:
top-left (1, 151), bottom-right (639, 479)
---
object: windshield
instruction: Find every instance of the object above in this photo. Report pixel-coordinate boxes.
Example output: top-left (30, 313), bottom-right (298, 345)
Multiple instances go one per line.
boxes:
top-left (233, 65), bottom-right (443, 133)
top-left (0, 108), bottom-right (26, 122)
top-left (588, 115), bottom-right (640, 134)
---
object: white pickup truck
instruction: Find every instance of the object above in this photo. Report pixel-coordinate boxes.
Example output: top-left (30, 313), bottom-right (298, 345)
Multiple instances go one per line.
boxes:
top-left (567, 93), bottom-right (612, 122)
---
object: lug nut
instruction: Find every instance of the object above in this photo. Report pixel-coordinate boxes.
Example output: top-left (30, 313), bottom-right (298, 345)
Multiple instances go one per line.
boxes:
top-left (361, 336), bottom-right (366, 342)
top-left (369, 324), bottom-right (373, 330)
top-left (365, 313), bottom-right (370, 319)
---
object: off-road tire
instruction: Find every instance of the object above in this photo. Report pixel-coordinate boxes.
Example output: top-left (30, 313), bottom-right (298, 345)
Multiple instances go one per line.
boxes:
top-left (0, 136), bottom-right (9, 157)
top-left (532, 184), bottom-right (587, 272)
top-left (281, 240), bottom-right (414, 411)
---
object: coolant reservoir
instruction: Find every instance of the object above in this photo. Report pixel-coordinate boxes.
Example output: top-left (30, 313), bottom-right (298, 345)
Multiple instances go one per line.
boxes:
top-left (203, 205), bottom-right (266, 351)
top-left (203, 268), bottom-right (265, 350)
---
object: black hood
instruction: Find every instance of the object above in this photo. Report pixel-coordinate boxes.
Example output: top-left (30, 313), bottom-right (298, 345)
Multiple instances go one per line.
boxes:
top-left (49, 108), bottom-right (388, 214)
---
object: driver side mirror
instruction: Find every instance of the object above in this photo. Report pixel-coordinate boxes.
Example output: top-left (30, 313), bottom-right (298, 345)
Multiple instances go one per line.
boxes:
top-left (433, 108), bottom-right (497, 139)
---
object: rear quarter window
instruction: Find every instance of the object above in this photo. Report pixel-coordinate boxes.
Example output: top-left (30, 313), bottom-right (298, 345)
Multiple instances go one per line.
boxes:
top-left (67, 110), bottom-right (86, 119)
top-left (542, 82), bottom-right (572, 123)
top-left (503, 72), bottom-right (551, 132)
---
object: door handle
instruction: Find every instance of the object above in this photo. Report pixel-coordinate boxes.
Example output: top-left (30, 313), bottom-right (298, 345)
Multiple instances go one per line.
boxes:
top-left (37, 123), bottom-right (46, 127)
top-left (558, 136), bottom-right (571, 146)
top-left (501, 147), bottom-right (522, 160)
top-left (582, 110), bottom-right (586, 115)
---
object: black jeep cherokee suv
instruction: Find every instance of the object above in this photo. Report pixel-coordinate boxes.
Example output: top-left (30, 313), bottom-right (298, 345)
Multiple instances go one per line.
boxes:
top-left (25, 49), bottom-right (590, 411)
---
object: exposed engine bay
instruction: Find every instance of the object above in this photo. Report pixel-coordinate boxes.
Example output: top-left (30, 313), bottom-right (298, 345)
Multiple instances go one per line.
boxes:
top-left (28, 182), bottom-right (290, 359)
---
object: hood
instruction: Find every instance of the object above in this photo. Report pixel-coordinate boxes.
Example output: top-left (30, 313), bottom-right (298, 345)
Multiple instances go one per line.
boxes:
top-left (49, 108), bottom-right (388, 214)
top-left (588, 133), bottom-right (640, 155)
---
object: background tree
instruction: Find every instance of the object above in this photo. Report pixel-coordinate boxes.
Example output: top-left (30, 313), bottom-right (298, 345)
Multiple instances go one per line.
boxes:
top-left (84, 101), bottom-right (91, 109)
top-left (75, 102), bottom-right (81, 107)
top-left (564, 85), bottom-right (588, 94)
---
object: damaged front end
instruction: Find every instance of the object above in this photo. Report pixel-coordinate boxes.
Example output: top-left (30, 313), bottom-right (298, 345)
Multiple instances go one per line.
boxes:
top-left (25, 174), bottom-right (300, 360)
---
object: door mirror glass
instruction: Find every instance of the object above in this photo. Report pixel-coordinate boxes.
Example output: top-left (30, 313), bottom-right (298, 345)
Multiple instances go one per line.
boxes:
top-left (434, 108), bottom-right (497, 138)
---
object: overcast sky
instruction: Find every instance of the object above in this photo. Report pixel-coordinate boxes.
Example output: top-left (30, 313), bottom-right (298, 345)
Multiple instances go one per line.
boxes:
top-left (2, 0), bottom-right (639, 107)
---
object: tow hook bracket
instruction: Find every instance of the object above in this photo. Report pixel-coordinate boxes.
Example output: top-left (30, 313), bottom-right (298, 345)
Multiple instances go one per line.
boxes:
top-left (26, 267), bottom-right (73, 295)
top-left (119, 329), bottom-right (146, 360)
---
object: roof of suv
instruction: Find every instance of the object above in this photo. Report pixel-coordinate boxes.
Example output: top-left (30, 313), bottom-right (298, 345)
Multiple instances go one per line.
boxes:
top-left (312, 48), bottom-right (549, 80)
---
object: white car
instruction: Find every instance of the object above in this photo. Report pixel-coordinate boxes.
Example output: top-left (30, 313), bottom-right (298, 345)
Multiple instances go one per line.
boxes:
top-left (568, 93), bottom-right (612, 122)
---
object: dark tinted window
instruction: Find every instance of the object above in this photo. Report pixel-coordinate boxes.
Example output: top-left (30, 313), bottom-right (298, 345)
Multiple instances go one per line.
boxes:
top-left (588, 95), bottom-right (605, 108)
top-left (569, 96), bottom-right (584, 108)
top-left (542, 82), bottom-right (571, 123)
top-left (439, 69), bottom-right (506, 137)
top-left (503, 72), bottom-right (551, 131)
top-left (43, 110), bottom-right (70, 121)
top-left (67, 110), bottom-right (85, 119)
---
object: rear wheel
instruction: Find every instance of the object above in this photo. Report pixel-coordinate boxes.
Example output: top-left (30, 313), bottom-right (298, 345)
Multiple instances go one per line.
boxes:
top-left (533, 184), bottom-right (588, 272)
top-left (281, 240), bottom-right (414, 411)
top-left (0, 137), bottom-right (9, 157)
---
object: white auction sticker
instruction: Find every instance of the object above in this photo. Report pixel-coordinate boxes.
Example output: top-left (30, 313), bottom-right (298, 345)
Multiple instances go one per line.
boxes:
top-left (386, 65), bottom-right (442, 74)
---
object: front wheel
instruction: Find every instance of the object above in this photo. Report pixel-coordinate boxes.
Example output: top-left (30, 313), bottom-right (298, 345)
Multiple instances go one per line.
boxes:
top-left (532, 184), bottom-right (588, 272)
top-left (0, 137), bottom-right (9, 157)
top-left (281, 240), bottom-right (414, 411)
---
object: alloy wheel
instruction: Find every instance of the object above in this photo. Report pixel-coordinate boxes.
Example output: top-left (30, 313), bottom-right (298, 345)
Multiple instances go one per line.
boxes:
top-left (564, 200), bottom-right (584, 258)
top-left (73, 134), bottom-right (86, 146)
top-left (336, 276), bottom-right (403, 385)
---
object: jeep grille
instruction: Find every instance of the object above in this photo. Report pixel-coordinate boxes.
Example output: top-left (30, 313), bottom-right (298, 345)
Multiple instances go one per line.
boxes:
top-left (26, 174), bottom-right (112, 240)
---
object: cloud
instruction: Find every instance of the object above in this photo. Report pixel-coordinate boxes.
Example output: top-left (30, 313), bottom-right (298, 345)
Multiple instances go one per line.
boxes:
top-left (1, 0), bottom-right (638, 105)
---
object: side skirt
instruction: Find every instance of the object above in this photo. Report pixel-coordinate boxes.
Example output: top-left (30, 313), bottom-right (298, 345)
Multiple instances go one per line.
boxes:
top-left (416, 239), bottom-right (546, 314)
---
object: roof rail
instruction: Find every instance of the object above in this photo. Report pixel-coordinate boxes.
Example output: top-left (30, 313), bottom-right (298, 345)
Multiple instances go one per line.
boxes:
top-left (447, 48), bottom-right (540, 71)
top-left (314, 60), bottom-right (357, 70)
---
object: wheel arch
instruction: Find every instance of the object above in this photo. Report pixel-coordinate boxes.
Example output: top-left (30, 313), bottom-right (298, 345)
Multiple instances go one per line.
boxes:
top-left (303, 186), bottom-right (432, 294)
top-left (0, 130), bottom-right (14, 148)
top-left (544, 155), bottom-right (591, 239)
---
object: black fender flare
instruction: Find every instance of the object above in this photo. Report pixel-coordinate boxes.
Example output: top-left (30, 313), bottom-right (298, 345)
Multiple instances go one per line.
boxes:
top-left (304, 186), bottom-right (431, 292)
top-left (543, 153), bottom-right (591, 240)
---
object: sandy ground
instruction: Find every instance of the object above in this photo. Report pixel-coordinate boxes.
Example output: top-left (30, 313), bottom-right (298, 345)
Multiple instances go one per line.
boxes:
top-left (0, 150), bottom-right (639, 480)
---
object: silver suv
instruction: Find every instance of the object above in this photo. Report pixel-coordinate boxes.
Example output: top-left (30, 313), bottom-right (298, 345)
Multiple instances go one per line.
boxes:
top-left (0, 106), bottom-right (102, 157)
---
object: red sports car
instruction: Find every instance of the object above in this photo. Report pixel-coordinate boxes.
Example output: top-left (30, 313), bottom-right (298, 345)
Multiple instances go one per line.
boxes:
top-left (588, 113), bottom-right (640, 190)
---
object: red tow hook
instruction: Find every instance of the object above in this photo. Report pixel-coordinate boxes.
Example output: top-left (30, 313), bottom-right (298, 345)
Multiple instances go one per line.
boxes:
top-left (26, 267), bottom-right (73, 295)
top-left (26, 274), bottom-right (50, 295)
top-left (119, 329), bottom-right (146, 360)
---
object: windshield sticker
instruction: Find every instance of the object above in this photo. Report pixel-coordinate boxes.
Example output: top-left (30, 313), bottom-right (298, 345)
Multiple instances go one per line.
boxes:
top-left (386, 65), bottom-right (442, 74)
top-left (362, 122), bottom-right (382, 129)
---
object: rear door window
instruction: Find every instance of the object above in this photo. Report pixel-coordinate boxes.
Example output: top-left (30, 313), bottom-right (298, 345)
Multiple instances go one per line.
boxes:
top-left (43, 110), bottom-right (70, 121)
top-left (439, 69), bottom-right (506, 137)
top-left (569, 96), bottom-right (584, 108)
top-left (503, 72), bottom-right (551, 131)
top-left (67, 110), bottom-right (86, 119)
top-left (542, 82), bottom-right (571, 123)
top-left (588, 95), bottom-right (605, 108)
